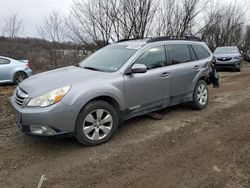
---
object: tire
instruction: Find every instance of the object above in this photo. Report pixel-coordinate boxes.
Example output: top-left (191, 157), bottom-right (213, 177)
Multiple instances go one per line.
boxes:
top-left (191, 80), bottom-right (209, 110)
top-left (235, 63), bottom-right (241, 72)
top-left (75, 101), bottom-right (119, 146)
top-left (13, 71), bottom-right (28, 85)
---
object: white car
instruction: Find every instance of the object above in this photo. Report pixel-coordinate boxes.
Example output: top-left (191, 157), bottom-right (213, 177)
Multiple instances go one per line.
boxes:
top-left (0, 56), bottom-right (32, 84)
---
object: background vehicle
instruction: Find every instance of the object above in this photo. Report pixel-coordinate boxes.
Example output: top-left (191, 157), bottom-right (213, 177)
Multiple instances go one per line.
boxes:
top-left (0, 56), bottom-right (32, 84)
top-left (10, 37), bottom-right (218, 146)
top-left (214, 46), bottom-right (241, 71)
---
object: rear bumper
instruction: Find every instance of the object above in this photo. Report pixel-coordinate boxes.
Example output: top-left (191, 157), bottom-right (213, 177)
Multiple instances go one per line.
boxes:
top-left (25, 69), bottom-right (32, 77)
top-left (10, 96), bottom-right (76, 137)
top-left (207, 66), bottom-right (219, 88)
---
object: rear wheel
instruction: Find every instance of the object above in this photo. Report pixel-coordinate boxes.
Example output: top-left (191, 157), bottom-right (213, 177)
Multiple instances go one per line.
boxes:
top-left (191, 80), bottom-right (209, 109)
top-left (75, 101), bottom-right (119, 146)
top-left (13, 71), bottom-right (27, 84)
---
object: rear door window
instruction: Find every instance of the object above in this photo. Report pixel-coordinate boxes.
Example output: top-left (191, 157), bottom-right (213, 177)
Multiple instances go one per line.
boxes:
top-left (192, 45), bottom-right (210, 60)
top-left (189, 45), bottom-right (198, 61)
top-left (167, 44), bottom-right (192, 64)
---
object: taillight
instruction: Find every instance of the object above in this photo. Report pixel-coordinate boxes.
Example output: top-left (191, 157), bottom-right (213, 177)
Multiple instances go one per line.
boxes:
top-left (26, 63), bottom-right (30, 69)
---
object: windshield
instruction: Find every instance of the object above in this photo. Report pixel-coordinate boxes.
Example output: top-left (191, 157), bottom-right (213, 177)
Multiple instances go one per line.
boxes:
top-left (214, 47), bottom-right (239, 54)
top-left (79, 45), bottom-right (137, 72)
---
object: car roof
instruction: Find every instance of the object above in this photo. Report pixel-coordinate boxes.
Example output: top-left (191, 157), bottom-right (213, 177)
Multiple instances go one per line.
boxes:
top-left (114, 38), bottom-right (205, 49)
top-left (0, 56), bottom-right (11, 59)
top-left (115, 39), bottom-right (148, 47)
top-left (0, 56), bottom-right (15, 61)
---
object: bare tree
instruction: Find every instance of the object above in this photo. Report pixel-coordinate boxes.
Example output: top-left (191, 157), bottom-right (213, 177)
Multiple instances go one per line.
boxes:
top-left (154, 0), bottom-right (209, 37)
top-left (68, 0), bottom-right (157, 47)
top-left (244, 25), bottom-right (250, 51)
top-left (1, 13), bottom-right (23, 38)
top-left (37, 11), bottom-right (67, 68)
top-left (198, 1), bottom-right (246, 50)
top-left (114, 0), bottom-right (157, 39)
top-left (38, 11), bottom-right (65, 43)
top-left (65, 0), bottom-right (247, 52)
top-left (68, 0), bottom-right (114, 47)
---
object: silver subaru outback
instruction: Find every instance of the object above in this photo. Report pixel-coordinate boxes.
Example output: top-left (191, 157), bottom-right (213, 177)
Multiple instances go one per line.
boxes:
top-left (10, 37), bottom-right (219, 146)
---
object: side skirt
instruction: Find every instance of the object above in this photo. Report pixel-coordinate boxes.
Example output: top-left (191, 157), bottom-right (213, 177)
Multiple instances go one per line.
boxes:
top-left (122, 92), bottom-right (193, 121)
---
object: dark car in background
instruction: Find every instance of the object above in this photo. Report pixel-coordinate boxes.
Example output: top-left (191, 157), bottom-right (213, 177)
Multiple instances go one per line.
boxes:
top-left (214, 46), bottom-right (241, 71)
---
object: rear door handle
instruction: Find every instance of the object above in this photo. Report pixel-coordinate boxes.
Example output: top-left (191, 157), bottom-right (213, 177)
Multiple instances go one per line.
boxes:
top-left (161, 72), bottom-right (171, 78)
top-left (194, 65), bottom-right (201, 71)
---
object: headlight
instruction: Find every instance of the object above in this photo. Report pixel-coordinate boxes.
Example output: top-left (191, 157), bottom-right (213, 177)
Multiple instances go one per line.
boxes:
top-left (27, 86), bottom-right (71, 107)
top-left (233, 56), bottom-right (240, 60)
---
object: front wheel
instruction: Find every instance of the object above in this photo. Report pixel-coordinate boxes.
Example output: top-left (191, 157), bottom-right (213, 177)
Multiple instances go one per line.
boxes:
top-left (75, 101), bottom-right (119, 146)
top-left (191, 80), bottom-right (209, 110)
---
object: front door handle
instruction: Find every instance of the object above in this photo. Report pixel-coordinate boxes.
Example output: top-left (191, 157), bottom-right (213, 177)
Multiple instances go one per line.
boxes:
top-left (194, 65), bottom-right (201, 71)
top-left (161, 72), bottom-right (171, 78)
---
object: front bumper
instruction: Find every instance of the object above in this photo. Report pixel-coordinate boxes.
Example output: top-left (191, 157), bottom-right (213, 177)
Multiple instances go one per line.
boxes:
top-left (10, 96), bottom-right (76, 137)
top-left (215, 59), bottom-right (241, 69)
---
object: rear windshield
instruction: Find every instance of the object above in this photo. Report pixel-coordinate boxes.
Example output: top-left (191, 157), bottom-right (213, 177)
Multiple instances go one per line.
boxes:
top-left (79, 45), bottom-right (137, 72)
top-left (214, 47), bottom-right (239, 54)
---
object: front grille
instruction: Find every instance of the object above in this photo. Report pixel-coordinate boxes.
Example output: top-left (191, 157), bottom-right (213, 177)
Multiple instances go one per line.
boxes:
top-left (217, 57), bottom-right (232, 61)
top-left (15, 87), bottom-right (28, 107)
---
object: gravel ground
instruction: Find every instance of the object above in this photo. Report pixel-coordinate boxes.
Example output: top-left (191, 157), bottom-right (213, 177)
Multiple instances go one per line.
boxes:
top-left (0, 62), bottom-right (250, 188)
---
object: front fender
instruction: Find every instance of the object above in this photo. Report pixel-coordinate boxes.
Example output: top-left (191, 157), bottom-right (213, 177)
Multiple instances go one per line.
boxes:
top-left (62, 83), bottom-right (125, 119)
top-left (62, 84), bottom-right (125, 129)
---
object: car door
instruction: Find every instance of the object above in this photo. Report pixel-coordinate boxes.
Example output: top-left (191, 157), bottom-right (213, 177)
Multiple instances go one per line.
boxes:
top-left (0, 58), bottom-right (12, 82)
top-left (124, 45), bottom-right (171, 117)
top-left (165, 43), bottom-right (200, 99)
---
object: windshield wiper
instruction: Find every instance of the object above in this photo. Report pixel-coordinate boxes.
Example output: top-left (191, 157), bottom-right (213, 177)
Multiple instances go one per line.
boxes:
top-left (83, 66), bottom-right (102, 71)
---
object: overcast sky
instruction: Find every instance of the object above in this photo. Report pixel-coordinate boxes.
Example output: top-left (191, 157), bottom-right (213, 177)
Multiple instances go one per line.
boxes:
top-left (0, 0), bottom-right (249, 38)
top-left (0, 0), bottom-right (73, 37)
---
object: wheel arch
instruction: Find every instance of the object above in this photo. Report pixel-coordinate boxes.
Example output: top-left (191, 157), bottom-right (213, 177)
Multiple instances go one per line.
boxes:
top-left (12, 70), bottom-right (28, 82)
top-left (87, 96), bottom-right (121, 114)
top-left (74, 95), bottom-right (123, 129)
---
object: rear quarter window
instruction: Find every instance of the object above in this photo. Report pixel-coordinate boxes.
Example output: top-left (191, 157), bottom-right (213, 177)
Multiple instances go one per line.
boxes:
top-left (192, 45), bottom-right (210, 60)
top-left (0, 58), bottom-right (10, 65)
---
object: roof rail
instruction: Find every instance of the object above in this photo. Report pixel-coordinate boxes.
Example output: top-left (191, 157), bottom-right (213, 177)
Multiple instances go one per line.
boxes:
top-left (116, 38), bottom-right (142, 43)
top-left (147, 36), bottom-right (202, 43)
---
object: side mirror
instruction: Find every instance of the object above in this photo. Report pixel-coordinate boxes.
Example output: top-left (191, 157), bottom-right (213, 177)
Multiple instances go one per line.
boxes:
top-left (130, 64), bottom-right (147, 74)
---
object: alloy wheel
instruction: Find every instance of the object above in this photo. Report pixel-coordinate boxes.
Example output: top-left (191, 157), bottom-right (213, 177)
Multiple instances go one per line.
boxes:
top-left (16, 72), bottom-right (27, 83)
top-left (82, 109), bottom-right (113, 141)
top-left (197, 83), bottom-right (208, 105)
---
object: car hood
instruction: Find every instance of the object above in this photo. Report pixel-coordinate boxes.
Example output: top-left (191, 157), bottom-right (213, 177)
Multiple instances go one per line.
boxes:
top-left (214, 53), bottom-right (240, 58)
top-left (19, 66), bottom-right (109, 98)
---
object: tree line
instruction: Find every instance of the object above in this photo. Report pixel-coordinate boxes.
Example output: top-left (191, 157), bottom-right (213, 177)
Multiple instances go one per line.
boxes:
top-left (0, 0), bottom-right (249, 72)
